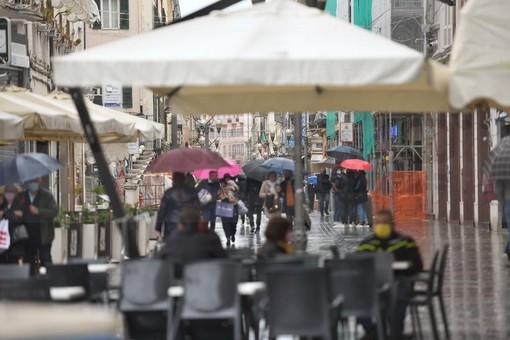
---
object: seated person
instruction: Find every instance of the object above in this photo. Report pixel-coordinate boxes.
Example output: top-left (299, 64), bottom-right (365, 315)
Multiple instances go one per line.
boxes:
top-left (257, 217), bottom-right (294, 260)
top-left (156, 207), bottom-right (227, 263)
top-left (357, 210), bottom-right (423, 340)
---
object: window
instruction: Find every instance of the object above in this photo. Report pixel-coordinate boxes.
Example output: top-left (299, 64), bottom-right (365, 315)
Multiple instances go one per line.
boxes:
top-left (122, 87), bottom-right (132, 108)
top-left (94, 0), bottom-right (129, 29)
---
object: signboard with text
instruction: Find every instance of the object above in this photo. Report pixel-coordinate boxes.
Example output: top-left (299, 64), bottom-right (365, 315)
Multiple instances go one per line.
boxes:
top-left (102, 84), bottom-right (122, 108)
top-left (340, 122), bottom-right (353, 142)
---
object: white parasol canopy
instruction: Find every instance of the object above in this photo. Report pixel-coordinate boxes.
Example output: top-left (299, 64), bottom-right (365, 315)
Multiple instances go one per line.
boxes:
top-left (0, 111), bottom-right (24, 141)
top-left (52, 0), bottom-right (450, 114)
top-left (449, 0), bottom-right (510, 111)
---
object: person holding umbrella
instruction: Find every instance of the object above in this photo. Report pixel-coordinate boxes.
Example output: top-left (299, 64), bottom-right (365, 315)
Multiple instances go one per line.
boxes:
top-left (0, 185), bottom-right (26, 264)
top-left (354, 171), bottom-right (369, 226)
top-left (155, 172), bottom-right (200, 239)
top-left (17, 178), bottom-right (58, 273)
top-left (259, 171), bottom-right (281, 218)
top-left (219, 174), bottom-right (239, 245)
top-left (317, 170), bottom-right (332, 218)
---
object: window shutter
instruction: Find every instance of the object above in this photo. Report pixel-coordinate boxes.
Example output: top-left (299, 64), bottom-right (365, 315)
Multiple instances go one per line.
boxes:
top-left (92, 0), bottom-right (101, 29)
top-left (122, 87), bottom-right (133, 108)
top-left (120, 0), bottom-right (129, 29)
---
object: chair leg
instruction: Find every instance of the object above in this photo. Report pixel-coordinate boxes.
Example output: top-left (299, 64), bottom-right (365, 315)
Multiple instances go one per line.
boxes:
top-left (413, 306), bottom-right (423, 340)
top-left (438, 294), bottom-right (450, 339)
top-left (410, 306), bottom-right (418, 339)
top-left (428, 302), bottom-right (440, 340)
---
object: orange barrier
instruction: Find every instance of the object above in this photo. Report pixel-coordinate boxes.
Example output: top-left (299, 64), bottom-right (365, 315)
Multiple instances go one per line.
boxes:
top-left (370, 171), bottom-right (426, 221)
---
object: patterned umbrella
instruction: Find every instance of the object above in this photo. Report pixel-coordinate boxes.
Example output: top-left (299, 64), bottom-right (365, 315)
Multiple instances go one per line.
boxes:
top-left (483, 136), bottom-right (510, 180)
top-left (148, 148), bottom-right (229, 173)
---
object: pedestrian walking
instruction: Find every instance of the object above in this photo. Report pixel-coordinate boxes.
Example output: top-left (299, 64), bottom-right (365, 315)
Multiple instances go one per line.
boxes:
top-left (155, 172), bottom-right (200, 239)
top-left (219, 174), bottom-right (239, 245)
top-left (259, 172), bottom-right (281, 219)
top-left (17, 178), bottom-right (58, 274)
top-left (317, 170), bottom-right (332, 217)
top-left (236, 174), bottom-right (248, 227)
top-left (197, 170), bottom-right (221, 232)
top-left (331, 169), bottom-right (343, 223)
top-left (357, 210), bottom-right (423, 339)
top-left (354, 170), bottom-right (369, 226)
top-left (306, 180), bottom-right (316, 212)
top-left (246, 177), bottom-right (263, 233)
top-left (280, 170), bottom-right (296, 222)
top-left (257, 217), bottom-right (294, 259)
top-left (0, 185), bottom-right (26, 264)
top-left (341, 170), bottom-right (356, 225)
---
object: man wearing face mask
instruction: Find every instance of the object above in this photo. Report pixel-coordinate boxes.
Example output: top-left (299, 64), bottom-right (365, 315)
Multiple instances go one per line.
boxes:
top-left (357, 210), bottom-right (423, 340)
top-left (18, 178), bottom-right (58, 273)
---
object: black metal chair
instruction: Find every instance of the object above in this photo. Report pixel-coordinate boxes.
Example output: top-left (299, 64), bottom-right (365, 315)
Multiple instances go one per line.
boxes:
top-left (254, 255), bottom-right (305, 281)
top-left (68, 257), bottom-right (110, 304)
top-left (168, 260), bottom-right (243, 340)
top-left (46, 263), bottom-right (90, 301)
top-left (120, 258), bottom-right (173, 340)
top-left (264, 266), bottom-right (342, 340)
top-left (0, 263), bottom-right (30, 279)
top-left (326, 257), bottom-right (385, 340)
top-left (0, 277), bottom-right (51, 301)
top-left (411, 245), bottom-right (450, 340)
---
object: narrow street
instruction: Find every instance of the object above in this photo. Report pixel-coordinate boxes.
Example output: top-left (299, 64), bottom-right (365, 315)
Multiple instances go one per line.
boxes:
top-left (216, 211), bottom-right (510, 340)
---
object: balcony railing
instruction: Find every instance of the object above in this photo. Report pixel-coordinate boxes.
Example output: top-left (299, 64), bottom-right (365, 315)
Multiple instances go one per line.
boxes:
top-left (393, 0), bottom-right (423, 9)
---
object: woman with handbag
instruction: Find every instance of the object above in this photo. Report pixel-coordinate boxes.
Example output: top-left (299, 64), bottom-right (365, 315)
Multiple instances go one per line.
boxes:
top-left (259, 171), bottom-right (281, 219)
top-left (219, 174), bottom-right (239, 246)
top-left (0, 185), bottom-right (27, 264)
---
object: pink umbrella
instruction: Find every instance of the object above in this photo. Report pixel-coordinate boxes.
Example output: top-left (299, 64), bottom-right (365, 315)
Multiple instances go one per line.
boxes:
top-left (193, 158), bottom-right (242, 180)
top-left (148, 148), bottom-right (229, 173)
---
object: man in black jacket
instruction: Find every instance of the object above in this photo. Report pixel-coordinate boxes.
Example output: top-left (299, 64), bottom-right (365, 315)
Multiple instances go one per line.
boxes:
top-left (357, 210), bottom-right (423, 340)
top-left (317, 171), bottom-right (332, 217)
top-left (246, 178), bottom-right (263, 233)
top-left (156, 208), bottom-right (227, 263)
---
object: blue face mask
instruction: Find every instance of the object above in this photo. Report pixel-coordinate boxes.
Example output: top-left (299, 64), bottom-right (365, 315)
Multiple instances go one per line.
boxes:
top-left (27, 182), bottom-right (40, 192)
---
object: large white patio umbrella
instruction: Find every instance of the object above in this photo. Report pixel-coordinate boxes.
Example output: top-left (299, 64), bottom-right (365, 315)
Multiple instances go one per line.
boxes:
top-left (0, 111), bottom-right (24, 142)
top-left (53, 0), bottom-right (450, 115)
top-left (52, 0), bottom-right (451, 250)
top-left (449, 0), bottom-right (510, 111)
top-left (0, 92), bottom-right (137, 142)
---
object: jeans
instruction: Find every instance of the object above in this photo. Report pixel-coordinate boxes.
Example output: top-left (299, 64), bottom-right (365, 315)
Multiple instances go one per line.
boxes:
top-left (505, 200), bottom-right (510, 253)
top-left (333, 195), bottom-right (343, 222)
top-left (318, 193), bottom-right (329, 215)
top-left (202, 204), bottom-right (217, 232)
top-left (356, 203), bottom-right (368, 223)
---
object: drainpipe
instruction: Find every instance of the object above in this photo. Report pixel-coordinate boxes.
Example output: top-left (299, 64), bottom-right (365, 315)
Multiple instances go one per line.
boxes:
top-left (447, 113), bottom-right (451, 222)
top-left (459, 112), bottom-right (464, 224)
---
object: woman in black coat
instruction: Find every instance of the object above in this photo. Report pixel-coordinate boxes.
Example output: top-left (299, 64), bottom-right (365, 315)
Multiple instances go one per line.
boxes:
top-left (354, 171), bottom-right (369, 225)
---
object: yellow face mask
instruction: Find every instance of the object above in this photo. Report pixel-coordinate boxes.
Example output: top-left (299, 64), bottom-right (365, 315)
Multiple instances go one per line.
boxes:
top-left (373, 223), bottom-right (392, 239)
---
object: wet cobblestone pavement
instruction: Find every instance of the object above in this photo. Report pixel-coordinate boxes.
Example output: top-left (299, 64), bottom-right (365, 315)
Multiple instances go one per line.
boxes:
top-left (215, 210), bottom-right (510, 339)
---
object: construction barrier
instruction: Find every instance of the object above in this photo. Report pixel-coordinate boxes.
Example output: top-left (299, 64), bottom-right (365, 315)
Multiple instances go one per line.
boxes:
top-left (371, 171), bottom-right (426, 221)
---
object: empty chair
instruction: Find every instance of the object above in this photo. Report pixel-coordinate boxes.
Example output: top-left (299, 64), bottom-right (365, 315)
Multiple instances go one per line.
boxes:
top-left (120, 258), bottom-right (173, 340)
top-left (264, 267), bottom-right (342, 340)
top-left (326, 257), bottom-right (385, 340)
top-left (169, 260), bottom-right (243, 340)
top-left (411, 245), bottom-right (450, 340)
top-left (0, 264), bottom-right (30, 279)
top-left (0, 277), bottom-right (51, 301)
top-left (46, 263), bottom-right (90, 301)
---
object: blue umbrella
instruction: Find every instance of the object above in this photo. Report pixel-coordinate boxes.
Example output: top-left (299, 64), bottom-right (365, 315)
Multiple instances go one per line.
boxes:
top-left (0, 153), bottom-right (63, 186)
top-left (261, 157), bottom-right (295, 172)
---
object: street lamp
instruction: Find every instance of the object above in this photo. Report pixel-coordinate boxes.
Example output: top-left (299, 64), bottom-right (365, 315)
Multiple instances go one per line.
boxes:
top-left (198, 135), bottom-right (206, 146)
top-left (215, 118), bottom-right (223, 133)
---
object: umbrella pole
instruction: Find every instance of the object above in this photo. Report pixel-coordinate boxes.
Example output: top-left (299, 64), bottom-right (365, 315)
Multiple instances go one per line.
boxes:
top-left (70, 88), bottom-right (140, 259)
top-left (293, 113), bottom-right (307, 252)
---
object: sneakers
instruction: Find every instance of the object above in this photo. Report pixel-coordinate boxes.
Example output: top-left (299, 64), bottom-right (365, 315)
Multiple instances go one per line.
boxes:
top-left (231, 236), bottom-right (235, 243)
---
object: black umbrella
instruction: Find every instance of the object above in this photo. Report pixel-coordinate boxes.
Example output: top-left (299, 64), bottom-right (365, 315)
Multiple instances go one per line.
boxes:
top-left (483, 136), bottom-right (510, 180)
top-left (242, 159), bottom-right (269, 182)
top-left (0, 153), bottom-right (63, 186)
top-left (326, 145), bottom-right (364, 162)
